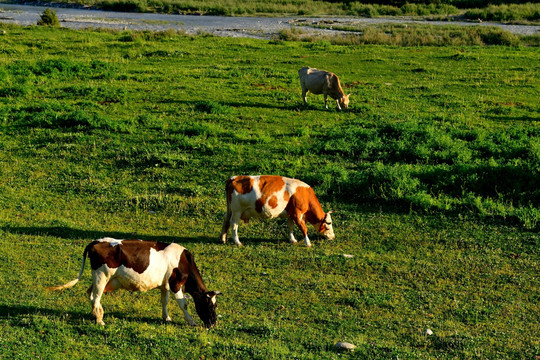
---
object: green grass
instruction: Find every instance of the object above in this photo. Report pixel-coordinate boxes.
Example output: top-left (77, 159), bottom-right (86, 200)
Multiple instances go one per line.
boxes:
top-left (280, 23), bottom-right (527, 46)
top-left (0, 24), bottom-right (539, 359)
top-left (464, 2), bottom-right (540, 23)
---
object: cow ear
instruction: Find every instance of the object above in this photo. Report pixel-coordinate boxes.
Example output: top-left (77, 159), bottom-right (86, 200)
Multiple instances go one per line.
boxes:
top-left (347, 93), bottom-right (351, 98)
top-left (327, 211), bottom-right (333, 215)
top-left (207, 291), bottom-right (222, 298)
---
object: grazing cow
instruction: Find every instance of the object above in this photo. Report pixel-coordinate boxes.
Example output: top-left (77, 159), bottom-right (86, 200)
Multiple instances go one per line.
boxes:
top-left (47, 238), bottom-right (221, 328)
top-left (220, 175), bottom-right (335, 247)
top-left (298, 66), bottom-right (350, 110)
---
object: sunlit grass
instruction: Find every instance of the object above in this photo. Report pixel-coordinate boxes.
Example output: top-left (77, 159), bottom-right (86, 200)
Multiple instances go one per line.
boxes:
top-left (0, 25), bottom-right (538, 359)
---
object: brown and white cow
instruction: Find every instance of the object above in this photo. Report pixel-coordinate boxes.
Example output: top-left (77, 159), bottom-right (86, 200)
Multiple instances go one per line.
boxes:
top-left (298, 66), bottom-right (350, 110)
top-left (47, 238), bottom-right (221, 328)
top-left (220, 175), bottom-right (335, 247)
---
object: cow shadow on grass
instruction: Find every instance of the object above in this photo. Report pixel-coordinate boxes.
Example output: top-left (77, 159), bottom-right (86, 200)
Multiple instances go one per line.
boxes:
top-left (172, 99), bottom-right (333, 113)
top-left (0, 225), bottom-right (215, 245)
top-left (0, 304), bottom-right (187, 327)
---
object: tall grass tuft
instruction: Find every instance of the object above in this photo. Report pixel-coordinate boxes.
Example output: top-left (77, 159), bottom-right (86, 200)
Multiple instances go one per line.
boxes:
top-left (279, 24), bottom-right (521, 46)
top-left (465, 2), bottom-right (540, 22)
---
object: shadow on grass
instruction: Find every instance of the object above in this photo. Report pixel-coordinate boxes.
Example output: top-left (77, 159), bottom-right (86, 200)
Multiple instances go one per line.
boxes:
top-left (0, 225), bottom-right (216, 245)
top-left (1, 224), bottom-right (309, 247)
top-left (0, 304), bottom-right (86, 323)
top-left (0, 304), bottom-right (191, 327)
top-left (172, 99), bottom-right (350, 113)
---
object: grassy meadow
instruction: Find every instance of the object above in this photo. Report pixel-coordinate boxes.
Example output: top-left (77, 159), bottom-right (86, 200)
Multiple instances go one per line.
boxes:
top-left (0, 24), bottom-right (539, 359)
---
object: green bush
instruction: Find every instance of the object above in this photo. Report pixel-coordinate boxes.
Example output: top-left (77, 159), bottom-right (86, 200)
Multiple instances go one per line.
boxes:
top-left (37, 9), bottom-right (60, 27)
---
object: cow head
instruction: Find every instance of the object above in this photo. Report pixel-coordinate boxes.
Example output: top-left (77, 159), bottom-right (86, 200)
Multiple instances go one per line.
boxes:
top-left (318, 212), bottom-right (335, 240)
top-left (194, 290), bottom-right (221, 328)
top-left (338, 94), bottom-right (350, 110)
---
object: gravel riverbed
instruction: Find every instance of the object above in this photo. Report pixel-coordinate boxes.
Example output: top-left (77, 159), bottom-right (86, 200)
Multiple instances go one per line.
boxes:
top-left (1, 3), bottom-right (538, 38)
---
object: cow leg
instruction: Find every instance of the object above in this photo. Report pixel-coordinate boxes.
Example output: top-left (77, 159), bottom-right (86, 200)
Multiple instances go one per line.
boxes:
top-left (231, 213), bottom-right (243, 246)
top-left (287, 218), bottom-right (298, 243)
top-left (172, 289), bottom-right (196, 326)
top-left (89, 272), bottom-right (109, 325)
top-left (324, 94), bottom-right (329, 110)
top-left (161, 287), bottom-right (172, 322)
top-left (292, 212), bottom-right (312, 247)
top-left (301, 87), bottom-right (308, 105)
top-left (220, 212), bottom-right (231, 244)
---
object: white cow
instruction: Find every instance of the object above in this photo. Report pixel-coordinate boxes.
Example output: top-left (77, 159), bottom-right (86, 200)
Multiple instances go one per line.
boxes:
top-left (298, 66), bottom-right (350, 110)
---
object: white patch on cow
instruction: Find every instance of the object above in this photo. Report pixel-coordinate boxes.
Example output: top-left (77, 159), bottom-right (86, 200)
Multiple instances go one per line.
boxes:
top-left (211, 295), bottom-right (217, 305)
top-left (320, 212), bottom-right (335, 240)
top-left (173, 288), bottom-right (196, 326)
top-left (97, 237), bottom-right (126, 247)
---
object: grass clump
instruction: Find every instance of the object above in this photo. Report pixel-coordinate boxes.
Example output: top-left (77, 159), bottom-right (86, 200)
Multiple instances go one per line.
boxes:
top-left (465, 2), bottom-right (540, 23)
top-left (346, 2), bottom-right (460, 17)
top-left (280, 24), bottom-right (521, 46)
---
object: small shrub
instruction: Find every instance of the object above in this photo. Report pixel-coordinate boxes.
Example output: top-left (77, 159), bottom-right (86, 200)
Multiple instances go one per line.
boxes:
top-left (471, 26), bottom-right (520, 46)
top-left (37, 9), bottom-right (60, 27)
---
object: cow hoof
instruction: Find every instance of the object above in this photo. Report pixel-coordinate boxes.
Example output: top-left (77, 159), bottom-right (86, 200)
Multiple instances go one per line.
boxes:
top-left (164, 316), bottom-right (172, 322)
top-left (97, 321), bottom-right (105, 326)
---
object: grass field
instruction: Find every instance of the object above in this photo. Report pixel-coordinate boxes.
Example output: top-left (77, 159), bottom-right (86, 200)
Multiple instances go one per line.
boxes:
top-left (0, 24), bottom-right (539, 359)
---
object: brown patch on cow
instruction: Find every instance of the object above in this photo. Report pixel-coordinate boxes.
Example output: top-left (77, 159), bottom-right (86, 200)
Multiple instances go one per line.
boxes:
top-left (88, 240), bottom-right (169, 274)
top-left (169, 250), bottom-right (190, 293)
top-left (232, 176), bottom-right (254, 195)
top-left (268, 195), bottom-right (278, 209)
top-left (286, 186), bottom-right (326, 226)
top-left (286, 186), bottom-right (310, 216)
top-left (169, 268), bottom-right (187, 293)
top-left (283, 190), bottom-right (290, 202)
top-left (255, 176), bottom-right (286, 213)
top-left (255, 198), bottom-right (264, 213)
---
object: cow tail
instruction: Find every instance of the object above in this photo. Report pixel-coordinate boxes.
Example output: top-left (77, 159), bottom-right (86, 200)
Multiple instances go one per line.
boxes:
top-left (45, 243), bottom-right (91, 291)
top-left (225, 177), bottom-right (234, 217)
top-left (221, 177), bottom-right (234, 237)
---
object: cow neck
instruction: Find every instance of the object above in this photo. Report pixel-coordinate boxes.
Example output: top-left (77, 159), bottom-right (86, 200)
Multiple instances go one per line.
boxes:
top-left (305, 191), bottom-right (326, 225)
top-left (329, 74), bottom-right (345, 100)
top-left (182, 251), bottom-right (208, 297)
